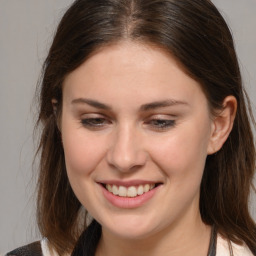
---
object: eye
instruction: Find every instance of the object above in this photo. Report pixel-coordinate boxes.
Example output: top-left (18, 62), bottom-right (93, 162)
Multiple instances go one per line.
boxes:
top-left (81, 117), bottom-right (111, 129)
top-left (146, 118), bottom-right (176, 131)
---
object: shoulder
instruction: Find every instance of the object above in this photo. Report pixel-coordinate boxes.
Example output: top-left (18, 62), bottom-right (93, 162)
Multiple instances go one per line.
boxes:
top-left (5, 241), bottom-right (42, 256)
top-left (5, 239), bottom-right (60, 256)
top-left (217, 234), bottom-right (254, 256)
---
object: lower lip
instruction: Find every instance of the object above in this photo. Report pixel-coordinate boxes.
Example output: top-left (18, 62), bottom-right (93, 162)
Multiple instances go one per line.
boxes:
top-left (100, 185), bottom-right (161, 209)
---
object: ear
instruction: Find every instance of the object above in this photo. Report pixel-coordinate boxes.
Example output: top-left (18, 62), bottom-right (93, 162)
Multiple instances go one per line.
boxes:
top-left (51, 98), bottom-right (58, 115)
top-left (207, 96), bottom-right (237, 155)
top-left (51, 98), bottom-right (61, 131)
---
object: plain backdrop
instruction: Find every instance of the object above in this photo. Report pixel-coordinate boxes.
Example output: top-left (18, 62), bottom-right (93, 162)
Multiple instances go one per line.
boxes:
top-left (0, 0), bottom-right (255, 254)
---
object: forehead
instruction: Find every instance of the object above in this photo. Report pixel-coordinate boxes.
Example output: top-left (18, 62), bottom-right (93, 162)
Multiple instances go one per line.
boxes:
top-left (62, 41), bottom-right (207, 109)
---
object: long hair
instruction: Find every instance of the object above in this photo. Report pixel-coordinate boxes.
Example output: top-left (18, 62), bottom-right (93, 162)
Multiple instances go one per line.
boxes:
top-left (36, 0), bottom-right (256, 254)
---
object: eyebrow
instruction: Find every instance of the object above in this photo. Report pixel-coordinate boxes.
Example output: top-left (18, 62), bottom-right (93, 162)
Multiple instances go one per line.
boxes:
top-left (71, 98), bottom-right (112, 110)
top-left (71, 98), bottom-right (188, 111)
top-left (140, 99), bottom-right (188, 111)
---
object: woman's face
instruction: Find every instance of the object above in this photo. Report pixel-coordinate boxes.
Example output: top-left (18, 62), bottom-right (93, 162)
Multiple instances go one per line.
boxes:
top-left (61, 41), bottom-right (215, 240)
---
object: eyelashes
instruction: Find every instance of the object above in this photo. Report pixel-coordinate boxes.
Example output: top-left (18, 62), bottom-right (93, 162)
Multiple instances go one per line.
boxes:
top-left (146, 119), bottom-right (176, 130)
top-left (81, 118), bottom-right (110, 128)
top-left (80, 117), bottom-right (176, 131)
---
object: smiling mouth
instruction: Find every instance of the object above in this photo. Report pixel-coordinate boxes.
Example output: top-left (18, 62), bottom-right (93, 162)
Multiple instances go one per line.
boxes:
top-left (101, 183), bottom-right (161, 198)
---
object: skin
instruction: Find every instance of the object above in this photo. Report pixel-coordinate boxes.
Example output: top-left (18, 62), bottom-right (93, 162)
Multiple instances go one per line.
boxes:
top-left (60, 41), bottom-right (236, 256)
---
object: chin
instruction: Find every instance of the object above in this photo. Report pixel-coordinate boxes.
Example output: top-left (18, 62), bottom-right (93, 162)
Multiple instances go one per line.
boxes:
top-left (108, 226), bottom-right (156, 240)
top-left (100, 214), bottom-right (160, 240)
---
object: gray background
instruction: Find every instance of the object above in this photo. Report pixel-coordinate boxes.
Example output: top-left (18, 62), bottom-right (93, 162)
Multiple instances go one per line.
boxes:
top-left (0, 0), bottom-right (255, 254)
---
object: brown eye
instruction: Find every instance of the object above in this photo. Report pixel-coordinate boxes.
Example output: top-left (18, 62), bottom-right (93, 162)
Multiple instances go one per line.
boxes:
top-left (81, 118), bottom-right (110, 128)
top-left (148, 119), bottom-right (176, 130)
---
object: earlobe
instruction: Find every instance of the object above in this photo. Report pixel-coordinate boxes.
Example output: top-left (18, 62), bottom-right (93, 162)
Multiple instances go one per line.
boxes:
top-left (207, 96), bottom-right (237, 155)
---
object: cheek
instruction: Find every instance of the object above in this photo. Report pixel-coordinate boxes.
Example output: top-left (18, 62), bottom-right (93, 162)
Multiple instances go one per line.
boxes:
top-left (61, 125), bottom-right (106, 176)
top-left (149, 124), bottom-right (211, 180)
top-left (61, 130), bottom-right (107, 209)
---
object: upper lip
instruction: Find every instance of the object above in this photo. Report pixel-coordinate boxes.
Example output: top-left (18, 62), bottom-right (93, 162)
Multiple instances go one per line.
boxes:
top-left (97, 179), bottom-right (163, 187)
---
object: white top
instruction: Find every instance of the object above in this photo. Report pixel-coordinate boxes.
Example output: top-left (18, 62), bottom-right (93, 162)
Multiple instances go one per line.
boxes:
top-left (217, 235), bottom-right (254, 256)
top-left (41, 239), bottom-right (59, 256)
top-left (41, 235), bottom-right (254, 256)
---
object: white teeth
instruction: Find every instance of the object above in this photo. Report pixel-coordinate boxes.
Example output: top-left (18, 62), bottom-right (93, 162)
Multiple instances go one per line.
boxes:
top-left (106, 184), bottom-right (112, 193)
top-left (112, 185), bottom-right (118, 195)
top-left (137, 185), bottom-right (144, 195)
top-left (105, 183), bottom-right (156, 197)
top-left (127, 186), bottom-right (137, 197)
top-left (144, 184), bottom-right (150, 192)
top-left (118, 186), bottom-right (127, 197)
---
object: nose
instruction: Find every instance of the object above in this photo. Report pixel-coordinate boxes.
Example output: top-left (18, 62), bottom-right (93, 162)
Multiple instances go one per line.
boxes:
top-left (107, 124), bottom-right (147, 172)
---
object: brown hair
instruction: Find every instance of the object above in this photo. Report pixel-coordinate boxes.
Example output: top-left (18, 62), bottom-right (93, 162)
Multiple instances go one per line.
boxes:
top-left (36, 0), bottom-right (256, 255)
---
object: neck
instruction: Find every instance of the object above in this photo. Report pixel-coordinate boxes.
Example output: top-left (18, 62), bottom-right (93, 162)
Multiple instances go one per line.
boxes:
top-left (95, 214), bottom-right (211, 256)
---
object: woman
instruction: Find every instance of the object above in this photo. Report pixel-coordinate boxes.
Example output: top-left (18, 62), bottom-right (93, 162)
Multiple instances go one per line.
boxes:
top-left (6, 0), bottom-right (256, 255)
